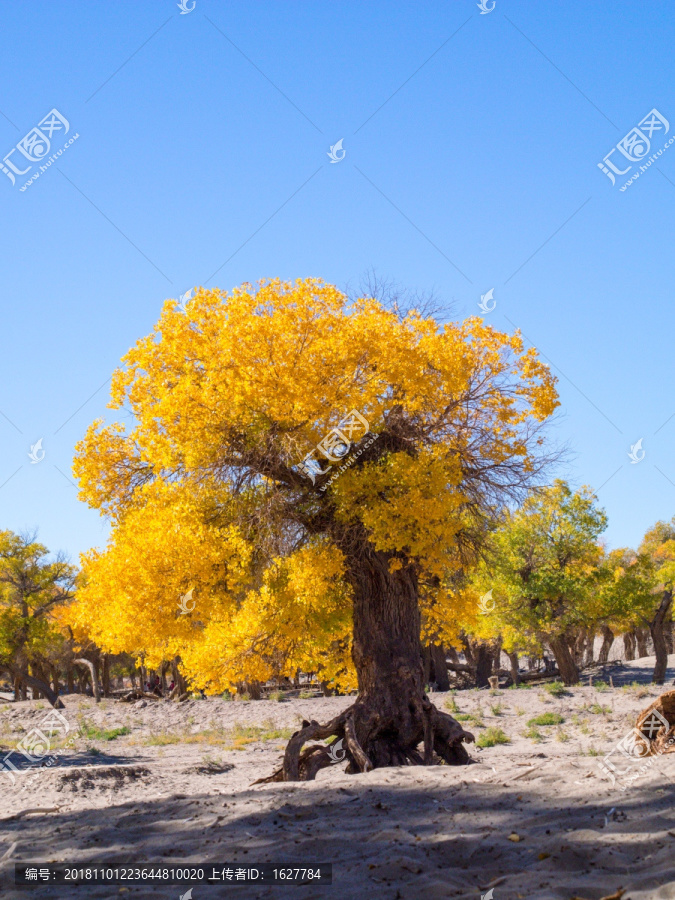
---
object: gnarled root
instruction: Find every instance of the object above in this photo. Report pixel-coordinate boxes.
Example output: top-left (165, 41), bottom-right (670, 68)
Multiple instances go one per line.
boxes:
top-left (254, 698), bottom-right (473, 784)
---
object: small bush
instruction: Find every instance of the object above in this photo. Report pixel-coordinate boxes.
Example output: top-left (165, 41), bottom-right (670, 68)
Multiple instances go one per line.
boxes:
top-left (298, 690), bottom-right (317, 699)
top-left (476, 726), bottom-right (510, 748)
top-left (490, 702), bottom-right (504, 716)
top-left (586, 703), bottom-right (611, 715)
top-left (586, 747), bottom-right (600, 756)
top-left (555, 727), bottom-right (570, 742)
top-left (268, 690), bottom-right (286, 702)
top-left (523, 725), bottom-right (543, 742)
top-left (515, 706), bottom-right (526, 716)
top-left (544, 681), bottom-right (567, 698)
top-left (528, 712), bottom-right (564, 727)
top-left (80, 723), bottom-right (131, 742)
top-left (594, 681), bottom-right (610, 692)
top-left (445, 692), bottom-right (460, 714)
top-left (508, 682), bottom-right (531, 690)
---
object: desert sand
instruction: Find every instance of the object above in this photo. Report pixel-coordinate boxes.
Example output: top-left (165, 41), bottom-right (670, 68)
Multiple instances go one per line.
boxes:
top-left (1, 657), bottom-right (674, 900)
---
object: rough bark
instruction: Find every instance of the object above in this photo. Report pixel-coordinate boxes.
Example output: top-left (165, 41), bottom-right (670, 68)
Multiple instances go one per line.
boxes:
top-left (474, 643), bottom-right (493, 688)
top-left (421, 644), bottom-right (432, 686)
top-left (548, 635), bottom-right (580, 685)
top-left (101, 655), bottom-right (111, 697)
top-left (650, 591), bottom-right (673, 685)
top-left (636, 627), bottom-right (650, 659)
top-left (260, 552), bottom-right (473, 782)
top-left (623, 631), bottom-right (636, 661)
top-left (430, 644), bottom-right (450, 692)
top-left (5, 668), bottom-right (64, 709)
top-left (598, 625), bottom-right (614, 664)
top-left (492, 637), bottom-right (503, 675)
top-left (74, 658), bottom-right (101, 702)
top-left (49, 665), bottom-right (60, 698)
top-left (584, 630), bottom-right (595, 667)
top-left (507, 651), bottom-right (521, 686)
top-left (665, 621), bottom-right (674, 655)
top-left (573, 628), bottom-right (587, 666)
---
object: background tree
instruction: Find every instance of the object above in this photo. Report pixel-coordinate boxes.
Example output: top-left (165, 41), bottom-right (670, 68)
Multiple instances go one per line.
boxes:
top-left (483, 481), bottom-right (606, 685)
top-left (638, 520), bottom-right (675, 684)
top-left (0, 531), bottom-right (76, 708)
top-left (73, 278), bottom-right (558, 780)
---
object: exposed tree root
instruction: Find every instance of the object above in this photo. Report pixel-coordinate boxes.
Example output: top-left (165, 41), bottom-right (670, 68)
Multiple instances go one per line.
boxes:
top-left (254, 699), bottom-right (474, 784)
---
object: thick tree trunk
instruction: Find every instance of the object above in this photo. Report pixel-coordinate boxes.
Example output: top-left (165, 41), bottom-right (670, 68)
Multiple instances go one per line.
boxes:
top-left (492, 637), bottom-right (503, 675)
top-left (9, 669), bottom-right (65, 709)
top-left (665, 621), bottom-right (674, 655)
top-left (260, 553), bottom-right (473, 782)
top-left (584, 630), bottom-right (595, 667)
top-left (650, 591), bottom-right (673, 685)
top-left (460, 635), bottom-right (475, 667)
top-left (474, 643), bottom-right (493, 688)
top-left (623, 631), bottom-right (636, 661)
top-left (573, 628), bottom-right (587, 666)
top-left (549, 635), bottom-right (580, 685)
top-left (101, 655), bottom-right (111, 697)
top-left (431, 644), bottom-right (450, 692)
top-left (598, 625), bottom-right (614, 664)
top-left (74, 658), bottom-right (101, 701)
top-left (636, 627), bottom-right (650, 659)
top-left (507, 651), bottom-right (521, 686)
top-left (421, 644), bottom-right (432, 686)
top-left (49, 665), bottom-right (60, 698)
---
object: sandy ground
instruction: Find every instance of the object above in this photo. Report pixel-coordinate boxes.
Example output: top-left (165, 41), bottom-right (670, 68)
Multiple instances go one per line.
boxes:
top-left (1, 658), bottom-right (674, 900)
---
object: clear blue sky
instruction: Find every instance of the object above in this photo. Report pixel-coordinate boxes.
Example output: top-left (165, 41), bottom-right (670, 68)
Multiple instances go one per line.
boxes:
top-left (1, 0), bottom-right (674, 564)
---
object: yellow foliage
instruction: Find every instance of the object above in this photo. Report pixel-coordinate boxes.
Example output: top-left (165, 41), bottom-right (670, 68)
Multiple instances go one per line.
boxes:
top-left (71, 278), bottom-right (558, 688)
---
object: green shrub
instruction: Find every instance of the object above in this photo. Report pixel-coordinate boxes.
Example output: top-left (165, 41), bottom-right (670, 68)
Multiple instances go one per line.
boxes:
top-left (445, 692), bottom-right (460, 714)
top-left (544, 681), bottom-right (567, 698)
top-left (80, 723), bottom-right (131, 742)
top-left (527, 712), bottom-right (564, 727)
top-left (523, 725), bottom-right (543, 742)
top-left (476, 726), bottom-right (510, 748)
top-left (268, 690), bottom-right (286, 702)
